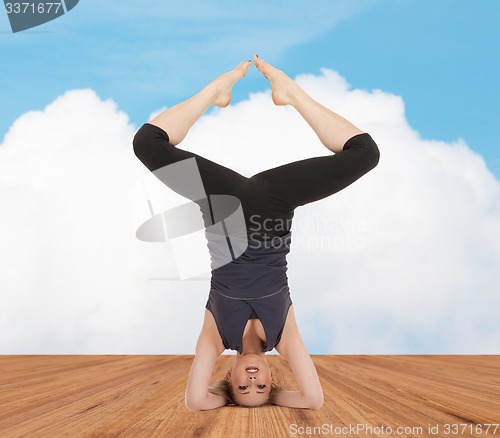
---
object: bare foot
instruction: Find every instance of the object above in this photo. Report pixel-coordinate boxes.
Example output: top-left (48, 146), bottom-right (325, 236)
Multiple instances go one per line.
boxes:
top-left (212, 61), bottom-right (252, 108)
top-left (253, 55), bottom-right (298, 106)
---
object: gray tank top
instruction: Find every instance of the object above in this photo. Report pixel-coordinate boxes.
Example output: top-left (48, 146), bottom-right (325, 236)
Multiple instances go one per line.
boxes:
top-left (205, 232), bottom-right (293, 353)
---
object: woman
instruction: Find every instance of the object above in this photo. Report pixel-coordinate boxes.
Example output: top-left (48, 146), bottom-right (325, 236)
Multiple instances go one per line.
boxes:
top-left (133, 55), bottom-right (380, 411)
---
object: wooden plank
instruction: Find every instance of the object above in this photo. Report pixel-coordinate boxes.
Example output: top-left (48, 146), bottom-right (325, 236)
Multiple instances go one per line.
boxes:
top-left (0, 355), bottom-right (498, 437)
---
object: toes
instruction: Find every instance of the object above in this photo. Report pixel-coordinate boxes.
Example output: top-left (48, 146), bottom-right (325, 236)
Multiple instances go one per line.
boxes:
top-left (253, 56), bottom-right (264, 73)
top-left (254, 55), bottom-right (268, 71)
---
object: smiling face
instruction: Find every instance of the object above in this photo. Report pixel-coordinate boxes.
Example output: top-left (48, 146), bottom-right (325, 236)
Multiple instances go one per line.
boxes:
top-left (226, 353), bottom-right (273, 407)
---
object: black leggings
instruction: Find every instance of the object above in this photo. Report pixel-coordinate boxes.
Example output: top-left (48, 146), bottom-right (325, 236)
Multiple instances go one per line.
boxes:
top-left (133, 123), bottom-right (380, 239)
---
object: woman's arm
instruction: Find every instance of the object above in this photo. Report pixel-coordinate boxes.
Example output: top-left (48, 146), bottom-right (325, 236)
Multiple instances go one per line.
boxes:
top-left (185, 311), bottom-right (227, 412)
top-left (273, 306), bottom-right (324, 409)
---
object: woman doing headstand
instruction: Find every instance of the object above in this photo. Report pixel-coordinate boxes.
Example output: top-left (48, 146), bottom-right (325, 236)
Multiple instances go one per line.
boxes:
top-left (133, 55), bottom-right (380, 411)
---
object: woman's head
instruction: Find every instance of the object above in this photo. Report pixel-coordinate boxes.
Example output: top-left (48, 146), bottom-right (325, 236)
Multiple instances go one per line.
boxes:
top-left (208, 353), bottom-right (282, 407)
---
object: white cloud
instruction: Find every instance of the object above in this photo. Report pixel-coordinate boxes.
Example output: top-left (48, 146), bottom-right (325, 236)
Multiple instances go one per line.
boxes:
top-left (1, 68), bottom-right (499, 354)
top-left (0, 89), bottom-right (201, 354)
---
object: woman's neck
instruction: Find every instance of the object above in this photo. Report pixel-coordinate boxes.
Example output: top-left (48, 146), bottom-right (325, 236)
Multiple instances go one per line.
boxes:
top-left (239, 330), bottom-right (265, 355)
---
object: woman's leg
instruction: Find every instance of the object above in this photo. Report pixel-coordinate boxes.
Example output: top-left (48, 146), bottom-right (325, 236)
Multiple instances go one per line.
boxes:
top-left (133, 61), bottom-right (253, 193)
top-left (148, 60), bottom-right (252, 146)
top-left (133, 61), bottom-right (254, 232)
top-left (253, 54), bottom-right (364, 154)
top-left (251, 55), bottom-right (380, 211)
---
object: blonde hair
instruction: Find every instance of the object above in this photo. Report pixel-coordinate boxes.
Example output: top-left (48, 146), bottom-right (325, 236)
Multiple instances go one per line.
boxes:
top-left (208, 374), bottom-right (284, 408)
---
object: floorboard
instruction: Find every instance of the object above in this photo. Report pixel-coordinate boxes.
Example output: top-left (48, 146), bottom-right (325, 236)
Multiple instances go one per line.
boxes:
top-left (0, 355), bottom-right (498, 437)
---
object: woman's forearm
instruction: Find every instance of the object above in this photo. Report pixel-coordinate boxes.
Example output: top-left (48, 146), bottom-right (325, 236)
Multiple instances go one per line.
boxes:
top-left (186, 393), bottom-right (229, 412)
top-left (270, 389), bottom-right (323, 410)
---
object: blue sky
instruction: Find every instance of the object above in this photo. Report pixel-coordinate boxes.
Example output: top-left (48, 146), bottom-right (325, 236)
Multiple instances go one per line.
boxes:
top-left (1, 0), bottom-right (499, 175)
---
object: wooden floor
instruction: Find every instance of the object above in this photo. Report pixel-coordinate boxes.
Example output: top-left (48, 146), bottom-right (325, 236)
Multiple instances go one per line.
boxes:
top-left (0, 355), bottom-right (499, 438)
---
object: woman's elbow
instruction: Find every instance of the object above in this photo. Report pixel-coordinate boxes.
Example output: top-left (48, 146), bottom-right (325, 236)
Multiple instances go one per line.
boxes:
top-left (307, 394), bottom-right (324, 410)
top-left (303, 388), bottom-right (324, 410)
top-left (185, 399), bottom-right (202, 413)
top-left (309, 401), bottom-right (323, 410)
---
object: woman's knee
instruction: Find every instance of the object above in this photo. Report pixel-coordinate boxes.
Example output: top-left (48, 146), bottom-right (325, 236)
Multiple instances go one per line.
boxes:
top-left (364, 133), bottom-right (380, 169)
top-left (132, 123), bottom-right (174, 171)
top-left (344, 132), bottom-right (380, 170)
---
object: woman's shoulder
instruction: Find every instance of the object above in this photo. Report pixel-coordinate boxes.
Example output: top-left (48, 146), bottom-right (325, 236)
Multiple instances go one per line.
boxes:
top-left (201, 308), bottom-right (225, 355)
top-left (274, 304), bottom-right (299, 356)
